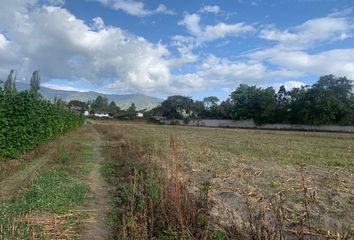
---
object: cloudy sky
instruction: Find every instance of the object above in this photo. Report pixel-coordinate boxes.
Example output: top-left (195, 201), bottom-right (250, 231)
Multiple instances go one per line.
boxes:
top-left (0, 0), bottom-right (353, 99)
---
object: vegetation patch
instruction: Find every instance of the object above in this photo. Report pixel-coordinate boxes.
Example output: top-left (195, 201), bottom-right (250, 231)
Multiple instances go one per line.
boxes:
top-left (94, 121), bottom-right (354, 239)
top-left (95, 124), bottom-right (219, 240)
top-left (152, 75), bottom-right (354, 126)
top-left (0, 127), bottom-right (93, 239)
top-left (0, 70), bottom-right (85, 159)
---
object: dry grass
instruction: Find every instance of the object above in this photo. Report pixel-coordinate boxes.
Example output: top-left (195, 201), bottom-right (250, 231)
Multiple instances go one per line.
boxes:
top-left (95, 123), bottom-right (219, 239)
top-left (17, 212), bottom-right (95, 240)
top-left (93, 120), bottom-right (354, 240)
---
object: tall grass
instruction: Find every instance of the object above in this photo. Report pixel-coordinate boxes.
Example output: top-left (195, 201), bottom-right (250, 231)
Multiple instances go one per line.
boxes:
top-left (95, 124), bottom-right (214, 239)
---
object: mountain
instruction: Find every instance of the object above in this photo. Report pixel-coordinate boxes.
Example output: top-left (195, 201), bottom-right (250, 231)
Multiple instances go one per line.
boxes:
top-left (16, 82), bottom-right (162, 110)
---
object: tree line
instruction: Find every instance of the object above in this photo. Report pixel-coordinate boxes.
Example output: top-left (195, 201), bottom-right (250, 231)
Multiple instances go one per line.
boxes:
top-left (0, 70), bottom-right (84, 159)
top-left (67, 96), bottom-right (138, 120)
top-left (152, 75), bottom-right (354, 125)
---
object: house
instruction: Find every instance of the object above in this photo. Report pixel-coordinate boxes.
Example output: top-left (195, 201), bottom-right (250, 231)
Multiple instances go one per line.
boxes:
top-left (136, 112), bottom-right (144, 118)
top-left (94, 111), bottom-right (111, 118)
top-left (83, 110), bottom-right (90, 116)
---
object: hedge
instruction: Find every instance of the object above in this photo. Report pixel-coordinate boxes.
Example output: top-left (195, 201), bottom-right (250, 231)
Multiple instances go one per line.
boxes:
top-left (0, 90), bottom-right (84, 159)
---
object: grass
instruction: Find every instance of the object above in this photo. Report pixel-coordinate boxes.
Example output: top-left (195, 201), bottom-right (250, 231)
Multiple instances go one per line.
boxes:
top-left (95, 124), bottom-right (218, 240)
top-left (0, 140), bottom-right (54, 182)
top-left (0, 126), bottom-right (94, 239)
top-left (96, 121), bottom-right (353, 168)
top-left (94, 120), bottom-right (354, 239)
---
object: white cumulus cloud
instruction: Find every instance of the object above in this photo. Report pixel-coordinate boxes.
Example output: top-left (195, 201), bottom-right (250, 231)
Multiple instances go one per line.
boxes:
top-left (95, 0), bottom-right (174, 17)
top-left (0, 2), bottom-right (178, 93)
top-left (259, 16), bottom-right (353, 49)
top-left (179, 13), bottom-right (255, 42)
top-left (200, 5), bottom-right (220, 14)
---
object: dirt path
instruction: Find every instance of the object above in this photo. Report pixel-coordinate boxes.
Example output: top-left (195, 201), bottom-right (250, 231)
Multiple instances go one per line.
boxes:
top-left (81, 126), bottom-right (112, 240)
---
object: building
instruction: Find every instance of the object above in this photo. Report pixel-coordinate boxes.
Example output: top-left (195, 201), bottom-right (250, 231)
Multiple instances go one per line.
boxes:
top-left (136, 112), bottom-right (144, 118)
top-left (94, 111), bottom-right (111, 118)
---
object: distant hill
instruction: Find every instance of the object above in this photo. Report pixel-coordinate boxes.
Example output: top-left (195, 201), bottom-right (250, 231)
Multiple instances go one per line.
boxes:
top-left (16, 82), bottom-right (162, 110)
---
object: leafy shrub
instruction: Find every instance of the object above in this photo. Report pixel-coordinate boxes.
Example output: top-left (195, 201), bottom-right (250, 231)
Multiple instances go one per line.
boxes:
top-left (0, 90), bottom-right (84, 159)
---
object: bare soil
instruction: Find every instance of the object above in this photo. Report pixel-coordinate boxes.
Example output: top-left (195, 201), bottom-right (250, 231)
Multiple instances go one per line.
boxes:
top-left (81, 125), bottom-right (112, 240)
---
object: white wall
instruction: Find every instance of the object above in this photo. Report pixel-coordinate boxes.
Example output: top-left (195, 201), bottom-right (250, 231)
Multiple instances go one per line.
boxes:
top-left (159, 119), bottom-right (354, 133)
top-left (94, 113), bottom-right (110, 118)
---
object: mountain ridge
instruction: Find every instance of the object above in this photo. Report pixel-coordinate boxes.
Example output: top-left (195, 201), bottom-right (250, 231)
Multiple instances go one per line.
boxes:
top-left (15, 82), bottom-right (162, 110)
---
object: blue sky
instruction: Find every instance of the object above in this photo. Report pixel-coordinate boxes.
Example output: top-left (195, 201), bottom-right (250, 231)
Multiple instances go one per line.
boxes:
top-left (0, 0), bottom-right (353, 100)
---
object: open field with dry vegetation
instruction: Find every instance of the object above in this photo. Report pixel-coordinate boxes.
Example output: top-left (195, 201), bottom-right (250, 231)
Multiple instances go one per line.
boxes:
top-left (94, 120), bottom-right (353, 240)
top-left (1, 120), bottom-right (353, 239)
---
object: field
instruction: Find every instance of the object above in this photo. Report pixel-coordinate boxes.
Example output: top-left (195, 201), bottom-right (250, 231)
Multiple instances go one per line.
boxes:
top-left (1, 120), bottom-right (353, 239)
top-left (94, 120), bottom-right (353, 239)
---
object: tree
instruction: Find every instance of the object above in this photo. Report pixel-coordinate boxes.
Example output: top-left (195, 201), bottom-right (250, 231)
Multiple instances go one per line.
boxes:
top-left (192, 100), bottom-right (205, 118)
top-left (273, 85), bottom-right (292, 123)
top-left (68, 100), bottom-right (89, 110)
top-left (230, 84), bottom-right (277, 124)
top-left (203, 96), bottom-right (220, 118)
top-left (126, 102), bottom-right (136, 119)
top-left (91, 96), bottom-right (109, 111)
top-left (315, 75), bottom-right (353, 105)
top-left (217, 99), bottom-right (233, 119)
top-left (288, 76), bottom-right (354, 125)
top-left (277, 85), bottom-right (290, 104)
top-left (4, 69), bottom-right (16, 94)
top-left (203, 96), bottom-right (219, 109)
top-left (30, 70), bottom-right (40, 96)
top-left (109, 101), bottom-right (120, 114)
top-left (159, 95), bottom-right (194, 119)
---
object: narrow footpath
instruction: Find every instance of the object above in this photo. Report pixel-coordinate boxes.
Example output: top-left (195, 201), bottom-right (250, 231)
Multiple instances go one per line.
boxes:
top-left (82, 125), bottom-right (112, 240)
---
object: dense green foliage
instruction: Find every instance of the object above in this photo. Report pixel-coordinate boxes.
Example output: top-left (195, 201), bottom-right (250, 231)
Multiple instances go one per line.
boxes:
top-left (153, 75), bottom-right (354, 125)
top-left (0, 71), bottom-right (84, 159)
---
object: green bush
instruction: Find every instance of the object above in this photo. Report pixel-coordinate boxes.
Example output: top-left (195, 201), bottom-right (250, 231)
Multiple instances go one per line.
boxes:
top-left (0, 90), bottom-right (84, 159)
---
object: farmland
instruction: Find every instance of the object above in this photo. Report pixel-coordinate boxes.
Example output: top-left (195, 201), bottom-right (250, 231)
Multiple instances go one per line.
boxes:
top-left (94, 120), bottom-right (353, 239)
top-left (1, 120), bottom-right (353, 239)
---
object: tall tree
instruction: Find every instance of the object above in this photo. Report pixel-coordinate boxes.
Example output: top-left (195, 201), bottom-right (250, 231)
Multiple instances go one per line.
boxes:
top-left (30, 70), bottom-right (40, 96)
top-left (192, 100), bottom-right (205, 118)
top-left (126, 102), bottom-right (136, 119)
top-left (91, 96), bottom-right (109, 111)
top-left (274, 85), bottom-right (292, 123)
top-left (288, 76), bottom-right (354, 125)
top-left (109, 101), bottom-right (120, 114)
top-left (203, 96), bottom-right (219, 109)
top-left (159, 95), bottom-right (194, 119)
top-left (4, 69), bottom-right (16, 94)
top-left (230, 84), bottom-right (277, 124)
top-left (217, 99), bottom-right (233, 119)
top-left (315, 75), bottom-right (353, 104)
